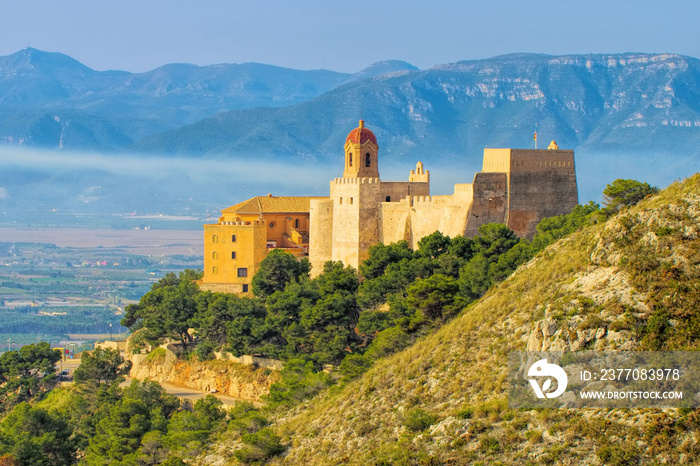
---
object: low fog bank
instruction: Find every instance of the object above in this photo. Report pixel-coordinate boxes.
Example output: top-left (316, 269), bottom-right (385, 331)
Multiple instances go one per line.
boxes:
top-left (0, 147), bottom-right (336, 228)
top-left (0, 146), bottom-right (695, 229)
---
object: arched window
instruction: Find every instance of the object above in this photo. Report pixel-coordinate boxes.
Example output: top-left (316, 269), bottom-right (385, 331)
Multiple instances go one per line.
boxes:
top-left (212, 235), bottom-right (218, 243)
top-left (349, 153), bottom-right (353, 166)
top-left (212, 266), bottom-right (218, 274)
top-left (212, 251), bottom-right (218, 260)
top-left (350, 197), bottom-right (354, 204)
top-left (365, 153), bottom-right (371, 167)
top-left (339, 197), bottom-right (343, 204)
top-left (231, 251), bottom-right (236, 259)
top-left (295, 219), bottom-right (300, 229)
top-left (385, 196), bottom-right (391, 202)
top-left (231, 235), bottom-right (236, 242)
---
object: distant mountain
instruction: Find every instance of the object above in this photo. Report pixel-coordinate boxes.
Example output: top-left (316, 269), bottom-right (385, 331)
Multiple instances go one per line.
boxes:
top-left (3, 49), bottom-right (700, 206)
top-left (0, 48), bottom-right (414, 150)
top-left (132, 52), bottom-right (700, 200)
top-left (134, 52), bottom-right (700, 159)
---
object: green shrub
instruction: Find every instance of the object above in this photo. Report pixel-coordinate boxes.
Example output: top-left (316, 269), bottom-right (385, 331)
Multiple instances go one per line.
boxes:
top-left (234, 427), bottom-right (285, 463)
top-left (596, 442), bottom-right (641, 466)
top-left (194, 340), bottom-right (216, 361)
top-left (339, 354), bottom-right (373, 382)
top-left (402, 408), bottom-right (437, 432)
top-left (456, 407), bottom-right (474, 419)
top-left (479, 435), bottom-right (502, 453)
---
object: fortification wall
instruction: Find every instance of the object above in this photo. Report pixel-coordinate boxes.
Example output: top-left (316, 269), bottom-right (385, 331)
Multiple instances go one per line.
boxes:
top-left (408, 196), bottom-right (472, 247)
top-left (379, 181), bottom-right (429, 202)
top-left (309, 198), bottom-right (334, 277)
top-left (380, 199), bottom-right (412, 245)
top-left (464, 172), bottom-right (508, 237)
top-left (507, 149), bottom-right (578, 238)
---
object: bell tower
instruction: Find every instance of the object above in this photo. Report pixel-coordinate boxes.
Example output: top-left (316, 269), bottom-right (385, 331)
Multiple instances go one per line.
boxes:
top-left (343, 120), bottom-right (379, 178)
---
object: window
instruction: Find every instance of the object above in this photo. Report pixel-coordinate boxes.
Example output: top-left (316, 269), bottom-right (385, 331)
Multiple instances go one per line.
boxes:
top-left (231, 251), bottom-right (236, 259)
top-left (269, 222), bottom-right (276, 229)
top-left (349, 153), bottom-right (353, 166)
top-left (365, 153), bottom-right (371, 167)
top-left (212, 251), bottom-right (218, 259)
top-left (242, 284), bottom-right (249, 293)
top-left (237, 268), bottom-right (248, 277)
top-left (350, 197), bottom-right (354, 204)
top-left (339, 197), bottom-right (343, 204)
top-left (212, 266), bottom-right (218, 274)
top-left (295, 219), bottom-right (300, 229)
top-left (385, 196), bottom-right (391, 202)
top-left (212, 234), bottom-right (218, 243)
top-left (231, 235), bottom-right (236, 242)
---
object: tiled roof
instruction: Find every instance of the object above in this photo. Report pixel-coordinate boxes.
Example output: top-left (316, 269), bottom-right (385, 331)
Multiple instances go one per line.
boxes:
top-left (346, 120), bottom-right (377, 145)
top-left (222, 196), bottom-right (325, 214)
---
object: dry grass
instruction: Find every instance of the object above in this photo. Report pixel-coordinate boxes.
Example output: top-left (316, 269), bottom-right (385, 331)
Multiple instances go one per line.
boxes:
top-left (219, 173), bottom-right (700, 465)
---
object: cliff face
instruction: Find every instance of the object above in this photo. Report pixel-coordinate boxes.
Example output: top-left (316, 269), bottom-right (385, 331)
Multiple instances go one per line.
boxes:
top-left (129, 346), bottom-right (279, 402)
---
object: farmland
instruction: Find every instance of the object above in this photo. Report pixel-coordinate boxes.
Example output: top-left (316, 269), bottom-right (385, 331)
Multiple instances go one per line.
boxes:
top-left (0, 227), bottom-right (202, 350)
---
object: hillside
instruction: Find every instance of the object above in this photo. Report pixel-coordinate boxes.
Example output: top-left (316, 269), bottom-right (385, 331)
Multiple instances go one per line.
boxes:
top-left (231, 174), bottom-right (700, 464)
top-left (0, 48), bottom-right (416, 149)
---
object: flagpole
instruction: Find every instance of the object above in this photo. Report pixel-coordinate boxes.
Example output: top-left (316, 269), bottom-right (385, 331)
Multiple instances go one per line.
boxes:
top-left (534, 122), bottom-right (538, 149)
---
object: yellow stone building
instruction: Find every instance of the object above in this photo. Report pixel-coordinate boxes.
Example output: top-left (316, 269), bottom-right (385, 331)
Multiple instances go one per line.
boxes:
top-left (200, 120), bottom-right (579, 289)
top-left (197, 195), bottom-right (321, 294)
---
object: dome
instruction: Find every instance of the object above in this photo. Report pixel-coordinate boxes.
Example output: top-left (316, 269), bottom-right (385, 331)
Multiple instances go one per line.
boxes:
top-left (345, 120), bottom-right (377, 145)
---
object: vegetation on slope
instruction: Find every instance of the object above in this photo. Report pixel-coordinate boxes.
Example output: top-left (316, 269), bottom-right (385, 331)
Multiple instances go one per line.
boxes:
top-left (265, 174), bottom-right (700, 465)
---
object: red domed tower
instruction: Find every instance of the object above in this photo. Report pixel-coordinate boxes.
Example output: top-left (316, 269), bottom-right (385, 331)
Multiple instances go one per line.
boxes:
top-left (343, 120), bottom-right (379, 178)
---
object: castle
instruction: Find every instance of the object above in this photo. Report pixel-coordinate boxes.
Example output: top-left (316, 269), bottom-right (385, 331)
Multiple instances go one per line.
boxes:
top-left (198, 120), bottom-right (578, 292)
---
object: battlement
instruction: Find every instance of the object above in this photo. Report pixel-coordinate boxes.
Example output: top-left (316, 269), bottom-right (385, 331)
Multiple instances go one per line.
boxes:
top-left (333, 177), bottom-right (380, 184)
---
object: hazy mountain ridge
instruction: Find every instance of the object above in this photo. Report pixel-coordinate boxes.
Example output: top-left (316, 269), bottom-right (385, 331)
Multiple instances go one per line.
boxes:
top-left (135, 51), bottom-right (700, 162)
top-left (0, 48), bottom-right (417, 149)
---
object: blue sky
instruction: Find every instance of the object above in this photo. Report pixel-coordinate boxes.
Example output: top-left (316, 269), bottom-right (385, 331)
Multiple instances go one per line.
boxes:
top-left (1, 0), bottom-right (697, 72)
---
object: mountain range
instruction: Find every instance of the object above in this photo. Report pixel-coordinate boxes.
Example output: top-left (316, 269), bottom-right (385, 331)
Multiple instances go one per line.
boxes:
top-left (1, 49), bottom-right (700, 217)
top-left (0, 48), bottom-right (416, 149)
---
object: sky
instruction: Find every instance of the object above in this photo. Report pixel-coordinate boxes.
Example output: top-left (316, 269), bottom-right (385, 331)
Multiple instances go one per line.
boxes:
top-left (1, 0), bottom-right (698, 72)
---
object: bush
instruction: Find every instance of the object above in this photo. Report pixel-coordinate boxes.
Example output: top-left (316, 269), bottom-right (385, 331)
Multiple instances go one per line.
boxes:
top-left (402, 408), bottom-right (438, 432)
top-left (234, 428), bottom-right (285, 463)
top-left (195, 341), bottom-right (216, 361)
top-left (596, 442), bottom-right (641, 466)
top-left (339, 354), bottom-right (373, 383)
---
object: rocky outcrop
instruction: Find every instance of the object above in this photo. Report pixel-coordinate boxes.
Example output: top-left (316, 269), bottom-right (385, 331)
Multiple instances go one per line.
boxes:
top-left (129, 346), bottom-right (279, 402)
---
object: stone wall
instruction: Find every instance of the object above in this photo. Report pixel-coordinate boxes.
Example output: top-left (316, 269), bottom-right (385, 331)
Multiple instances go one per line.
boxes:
top-left (507, 149), bottom-right (578, 238)
top-left (379, 181), bottom-right (429, 203)
top-left (464, 172), bottom-right (508, 237)
top-left (309, 198), bottom-right (334, 276)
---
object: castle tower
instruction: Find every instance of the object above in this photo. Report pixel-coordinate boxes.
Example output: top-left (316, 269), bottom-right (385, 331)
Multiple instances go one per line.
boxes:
top-left (343, 120), bottom-right (379, 178)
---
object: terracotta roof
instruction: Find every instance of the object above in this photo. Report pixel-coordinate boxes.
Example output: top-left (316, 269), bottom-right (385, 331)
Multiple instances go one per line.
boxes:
top-left (222, 196), bottom-right (325, 214)
top-left (346, 120), bottom-right (377, 145)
